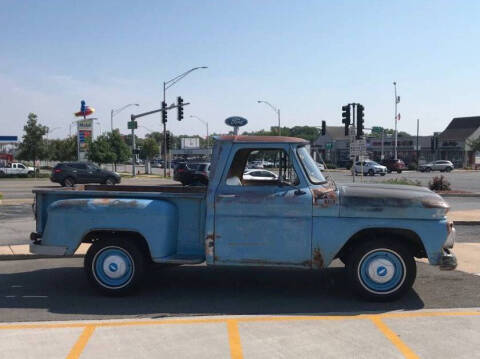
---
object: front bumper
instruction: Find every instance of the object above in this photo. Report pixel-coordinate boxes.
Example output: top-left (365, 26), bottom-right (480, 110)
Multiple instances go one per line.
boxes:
top-left (439, 248), bottom-right (457, 270)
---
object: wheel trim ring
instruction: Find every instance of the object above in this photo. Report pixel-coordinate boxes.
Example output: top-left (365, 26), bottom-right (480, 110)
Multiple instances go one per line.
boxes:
top-left (92, 246), bottom-right (135, 289)
top-left (357, 248), bottom-right (407, 295)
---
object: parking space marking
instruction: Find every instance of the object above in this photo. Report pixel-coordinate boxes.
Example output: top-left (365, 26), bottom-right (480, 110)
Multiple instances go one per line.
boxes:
top-left (227, 320), bottom-right (243, 359)
top-left (66, 325), bottom-right (95, 359)
top-left (0, 311), bottom-right (479, 330)
top-left (370, 316), bottom-right (419, 359)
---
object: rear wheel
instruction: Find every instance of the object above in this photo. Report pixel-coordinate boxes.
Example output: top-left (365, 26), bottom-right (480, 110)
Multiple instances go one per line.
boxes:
top-left (63, 177), bottom-right (75, 187)
top-left (368, 169), bottom-right (374, 176)
top-left (84, 238), bottom-right (146, 296)
top-left (425, 167), bottom-right (432, 172)
top-left (346, 240), bottom-right (416, 301)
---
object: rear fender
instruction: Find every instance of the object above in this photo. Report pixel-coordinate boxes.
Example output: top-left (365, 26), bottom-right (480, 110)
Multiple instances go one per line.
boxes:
top-left (41, 198), bottom-right (178, 258)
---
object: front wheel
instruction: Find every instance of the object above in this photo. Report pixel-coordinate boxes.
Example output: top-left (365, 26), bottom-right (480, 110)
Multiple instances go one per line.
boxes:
top-left (446, 167), bottom-right (453, 172)
top-left (368, 169), bottom-right (374, 176)
top-left (84, 238), bottom-right (146, 296)
top-left (346, 240), bottom-right (416, 301)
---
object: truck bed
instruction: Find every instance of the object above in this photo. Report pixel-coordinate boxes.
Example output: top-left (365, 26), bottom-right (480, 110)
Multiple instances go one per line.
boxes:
top-left (33, 184), bottom-right (207, 261)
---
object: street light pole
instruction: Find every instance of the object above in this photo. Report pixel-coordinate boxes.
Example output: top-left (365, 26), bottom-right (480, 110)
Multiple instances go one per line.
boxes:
top-left (257, 100), bottom-right (281, 136)
top-left (393, 81), bottom-right (398, 160)
top-left (162, 66), bottom-right (208, 176)
top-left (111, 103), bottom-right (139, 132)
top-left (190, 115), bottom-right (209, 148)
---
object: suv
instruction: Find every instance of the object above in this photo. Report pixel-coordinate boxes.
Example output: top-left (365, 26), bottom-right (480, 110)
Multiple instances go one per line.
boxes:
top-left (353, 160), bottom-right (387, 176)
top-left (381, 158), bottom-right (407, 173)
top-left (419, 160), bottom-right (454, 173)
top-left (51, 162), bottom-right (121, 187)
top-left (174, 162), bottom-right (210, 186)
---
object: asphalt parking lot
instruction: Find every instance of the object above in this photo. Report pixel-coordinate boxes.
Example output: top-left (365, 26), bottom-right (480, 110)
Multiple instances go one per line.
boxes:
top-left (1, 258), bottom-right (480, 358)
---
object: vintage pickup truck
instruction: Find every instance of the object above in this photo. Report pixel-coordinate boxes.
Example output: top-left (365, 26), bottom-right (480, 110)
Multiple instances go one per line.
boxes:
top-left (30, 135), bottom-right (457, 301)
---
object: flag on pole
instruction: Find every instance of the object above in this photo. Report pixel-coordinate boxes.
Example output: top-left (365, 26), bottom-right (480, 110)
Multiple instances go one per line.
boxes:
top-left (397, 113), bottom-right (401, 121)
top-left (396, 96), bottom-right (401, 104)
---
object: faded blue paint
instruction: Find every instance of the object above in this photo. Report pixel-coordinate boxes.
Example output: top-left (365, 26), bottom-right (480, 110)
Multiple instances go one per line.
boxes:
top-left (33, 136), bottom-right (453, 272)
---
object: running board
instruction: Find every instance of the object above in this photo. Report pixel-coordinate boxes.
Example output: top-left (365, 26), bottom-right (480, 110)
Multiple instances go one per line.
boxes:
top-left (154, 254), bottom-right (205, 264)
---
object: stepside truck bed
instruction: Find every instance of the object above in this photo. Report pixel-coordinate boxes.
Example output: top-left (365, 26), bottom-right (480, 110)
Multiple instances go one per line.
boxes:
top-left (32, 185), bottom-right (207, 262)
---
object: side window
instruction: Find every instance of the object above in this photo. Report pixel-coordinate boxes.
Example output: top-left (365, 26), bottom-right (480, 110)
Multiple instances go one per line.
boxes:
top-left (18, 164), bottom-right (25, 169)
top-left (226, 148), bottom-right (299, 186)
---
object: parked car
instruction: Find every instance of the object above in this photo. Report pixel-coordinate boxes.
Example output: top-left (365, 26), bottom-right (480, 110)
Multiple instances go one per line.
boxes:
top-left (243, 169), bottom-right (278, 181)
top-left (50, 162), bottom-right (121, 187)
top-left (316, 162), bottom-right (325, 171)
top-left (31, 135), bottom-right (457, 301)
top-left (0, 162), bottom-right (35, 176)
top-left (381, 158), bottom-right (406, 173)
top-left (419, 160), bottom-right (454, 172)
top-left (353, 160), bottom-right (387, 176)
top-left (174, 162), bottom-right (210, 186)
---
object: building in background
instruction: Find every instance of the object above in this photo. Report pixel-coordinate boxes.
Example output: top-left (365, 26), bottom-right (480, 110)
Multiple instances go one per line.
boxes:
top-left (438, 116), bottom-right (480, 168)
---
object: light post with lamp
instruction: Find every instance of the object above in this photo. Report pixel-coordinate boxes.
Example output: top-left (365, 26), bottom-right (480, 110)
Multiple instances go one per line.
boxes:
top-left (111, 103), bottom-right (139, 132)
top-left (190, 115), bottom-right (209, 148)
top-left (162, 66), bottom-right (207, 176)
top-left (257, 100), bottom-right (281, 136)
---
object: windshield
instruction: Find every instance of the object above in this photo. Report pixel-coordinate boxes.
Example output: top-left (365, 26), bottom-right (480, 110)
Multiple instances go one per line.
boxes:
top-left (296, 146), bottom-right (326, 184)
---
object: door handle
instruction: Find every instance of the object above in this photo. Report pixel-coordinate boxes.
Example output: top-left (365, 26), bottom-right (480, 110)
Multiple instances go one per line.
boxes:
top-left (218, 194), bottom-right (238, 198)
top-left (294, 189), bottom-right (306, 196)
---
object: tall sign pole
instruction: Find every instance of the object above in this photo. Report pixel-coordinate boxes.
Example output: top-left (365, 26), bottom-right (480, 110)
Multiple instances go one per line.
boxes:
top-left (393, 82), bottom-right (399, 160)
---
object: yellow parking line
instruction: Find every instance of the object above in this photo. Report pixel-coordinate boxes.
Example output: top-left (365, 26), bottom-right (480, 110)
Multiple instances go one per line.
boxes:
top-left (66, 325), bottom-right (95, 359)
top-left (227, 320), bottom-right (244, 359)
top-left (370, 317), bottom-right (419, 359)
top-left (0, 311), bottom-right (479, 331)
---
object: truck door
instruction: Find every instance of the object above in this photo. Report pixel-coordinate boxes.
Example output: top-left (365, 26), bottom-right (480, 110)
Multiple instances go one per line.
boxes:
top-left (214, 146), bottom-right (313, 266)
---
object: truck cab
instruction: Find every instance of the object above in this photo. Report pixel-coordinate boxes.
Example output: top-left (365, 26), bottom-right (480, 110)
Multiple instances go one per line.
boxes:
top-left (30, 135), bottom-right (457, 301)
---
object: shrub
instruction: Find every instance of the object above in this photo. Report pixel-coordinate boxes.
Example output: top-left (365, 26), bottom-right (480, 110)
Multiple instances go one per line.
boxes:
top-left (324, 163), bottom-right (337, 169)
top-left (428, 175), bottom-right (451, 191)
top-left (382, 177), bottom-right (422, 186)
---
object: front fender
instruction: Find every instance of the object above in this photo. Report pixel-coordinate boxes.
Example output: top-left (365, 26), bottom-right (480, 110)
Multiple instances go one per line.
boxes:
top-left (41, 198), bottom-right (178, 258)
top-left (313, 217), bottom-right (448, 266)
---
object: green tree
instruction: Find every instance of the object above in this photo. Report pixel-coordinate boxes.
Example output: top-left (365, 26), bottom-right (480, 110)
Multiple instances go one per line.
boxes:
top-left (87, 134), bottom-right (116, 165)
top-left (108, 130), bottom-right (130, 170)
top-left (140, 137), bottom-right (160, 161)
top-left (48, 136), bottom-right (77, 162)
top-left (17, 113), bottom-right (48, 173)
top-left (467, 136), bottom-right (480, 153)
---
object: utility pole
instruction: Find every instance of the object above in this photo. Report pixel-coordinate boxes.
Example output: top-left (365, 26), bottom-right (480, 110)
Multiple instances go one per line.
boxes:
top-left (393, 81), bottom-right (399, 160)
top-left (416, 119), bottom-right (420, 166)
top-left (381, 129), bottom-right (385, 160)
top-left (130, 114), bottom-right (137, 177)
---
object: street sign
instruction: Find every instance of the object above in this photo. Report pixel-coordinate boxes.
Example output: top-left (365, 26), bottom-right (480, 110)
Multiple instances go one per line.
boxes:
top-left (350, 139), bottom-right (367, 159)
top-left (325, 143), bottom-right (333, 150)
top-left (128, 120), bottom-right (138, 130)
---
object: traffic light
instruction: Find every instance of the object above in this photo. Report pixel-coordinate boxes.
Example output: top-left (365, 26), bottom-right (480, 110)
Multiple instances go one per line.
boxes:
top-left (342, 105), bottom-right (351, 136)
top-left (161, 101), bottom-right (168, 123)
top-left (321, 121), bottom-right (326, 136)
top-left (356, 104), bottom-right (365, 139)
top-left (177, 97), bottom-right (184, 121)
top-left (166, 131), bottom-right (171, 151)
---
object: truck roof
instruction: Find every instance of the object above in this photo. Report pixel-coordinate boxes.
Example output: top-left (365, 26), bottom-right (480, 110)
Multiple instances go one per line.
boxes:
top-left (218, 135), bottom-right (308, 144)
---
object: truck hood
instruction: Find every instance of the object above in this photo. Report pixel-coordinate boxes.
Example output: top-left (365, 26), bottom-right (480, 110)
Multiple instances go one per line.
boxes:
top-left (338, 183), bottom-right (449, 220)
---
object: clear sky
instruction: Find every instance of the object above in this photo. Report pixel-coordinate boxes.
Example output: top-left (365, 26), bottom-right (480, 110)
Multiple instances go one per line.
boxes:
top-left (1, 0), bottom-right (479, 140)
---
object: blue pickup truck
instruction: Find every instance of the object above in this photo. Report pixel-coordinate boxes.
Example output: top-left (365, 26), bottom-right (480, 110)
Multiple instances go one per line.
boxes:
top-left (30, 135), bottom-right (457, 301)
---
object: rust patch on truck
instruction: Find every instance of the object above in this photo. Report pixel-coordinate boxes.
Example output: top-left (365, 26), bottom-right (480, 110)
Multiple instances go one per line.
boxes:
top-left (205, 233), bottom-right (219, 257)
top-left (312, 248), bottom-right (324, 269)
top-left (311, 188), bottom-right (337, 207)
